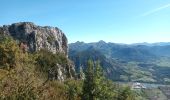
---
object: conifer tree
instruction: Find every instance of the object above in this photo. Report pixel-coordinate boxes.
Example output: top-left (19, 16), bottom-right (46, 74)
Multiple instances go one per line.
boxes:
top-left (82, 60), bottom-right (116, 100)
top-left (93, 61), bottom-right (104, 99)
top-left (82, 60), bottom-right (95, 100)
top-left (94, 61), bottom-right (116, 100)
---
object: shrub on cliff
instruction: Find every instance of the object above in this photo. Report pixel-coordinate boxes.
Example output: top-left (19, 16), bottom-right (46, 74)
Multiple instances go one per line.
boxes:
top-left (0, 35), bottom-right (20, 69)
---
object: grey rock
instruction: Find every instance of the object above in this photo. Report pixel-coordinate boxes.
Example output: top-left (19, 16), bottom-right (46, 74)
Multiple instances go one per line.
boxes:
top-left (0, 22), bottom-right (76, 81)
top-left (48, 61), bottom-right (76, 81)
top-left (0, 22), bottom-right (68, 55)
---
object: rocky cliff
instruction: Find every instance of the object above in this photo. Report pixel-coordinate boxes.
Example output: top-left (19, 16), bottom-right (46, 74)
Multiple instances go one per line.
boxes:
top-left (0, 22), bottom-right (75, 81)
top-left (0, 22), bottom-right (68, 55)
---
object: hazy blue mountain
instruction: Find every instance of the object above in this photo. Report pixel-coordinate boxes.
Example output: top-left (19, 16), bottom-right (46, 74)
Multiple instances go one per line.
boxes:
top-left (132, 42), bottom-right (170, 46)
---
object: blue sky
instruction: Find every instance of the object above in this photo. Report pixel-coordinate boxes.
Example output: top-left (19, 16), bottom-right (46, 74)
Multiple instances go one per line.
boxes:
top-left (0, 0), bottom-right (170, 43)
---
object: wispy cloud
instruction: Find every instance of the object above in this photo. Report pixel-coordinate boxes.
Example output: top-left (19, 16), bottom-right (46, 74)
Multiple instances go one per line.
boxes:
top-left (142, 3), bottom-right (170, 16)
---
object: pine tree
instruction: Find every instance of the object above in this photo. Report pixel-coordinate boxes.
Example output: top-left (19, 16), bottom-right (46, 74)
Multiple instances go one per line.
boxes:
top-left (94, 61), bottom-right (116, 100)
top-left (82, 60), bottom-right (95, 100)
top-left (82, 60), bottom-right (116, 100)
top-left (93, 61), bottom-right (104, 99)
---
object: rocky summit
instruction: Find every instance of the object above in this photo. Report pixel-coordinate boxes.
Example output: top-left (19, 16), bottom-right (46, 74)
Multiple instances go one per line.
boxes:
top-left (0, 22), bottom-right (68, 55)
top-left (0, 22), bottom-right (75, 81)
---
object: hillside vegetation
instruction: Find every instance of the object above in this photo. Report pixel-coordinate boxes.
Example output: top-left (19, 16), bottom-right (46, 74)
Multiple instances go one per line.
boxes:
top-left (0, 35), bottom-right (136, 100)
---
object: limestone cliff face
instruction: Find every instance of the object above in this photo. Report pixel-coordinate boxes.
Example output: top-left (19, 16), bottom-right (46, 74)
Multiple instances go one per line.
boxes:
top-left (0, 22), bottom-right (68, 55)
top-left (0, 22), bottom-right (75, 81)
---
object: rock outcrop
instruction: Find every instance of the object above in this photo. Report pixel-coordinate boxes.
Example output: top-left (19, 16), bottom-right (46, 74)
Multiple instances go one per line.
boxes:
top-left (0, 22), bottom-right (68, 55)
top-left (0, 22), bottom-right (75, 81)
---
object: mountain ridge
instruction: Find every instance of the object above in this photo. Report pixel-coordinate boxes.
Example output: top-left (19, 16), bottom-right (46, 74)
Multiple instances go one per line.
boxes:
top-left (69, 40), bottom-right (170, 83)
top-left (70, 41), bottom-right (170, 46)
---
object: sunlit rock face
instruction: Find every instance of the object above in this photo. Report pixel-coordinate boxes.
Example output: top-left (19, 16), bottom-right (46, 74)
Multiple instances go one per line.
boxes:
top-left (0, 22), bottom-right (68, 55)
top-left (0, 22), bottom-right (75, 81)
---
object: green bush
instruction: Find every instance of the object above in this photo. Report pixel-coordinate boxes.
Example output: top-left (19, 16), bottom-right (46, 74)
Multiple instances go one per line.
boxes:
top-left (0, 35), bottom-right (21, 69)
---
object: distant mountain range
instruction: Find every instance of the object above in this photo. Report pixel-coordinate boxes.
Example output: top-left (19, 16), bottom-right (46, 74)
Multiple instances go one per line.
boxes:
top-left (69, 41), bottom-right (170, 84)
top-left (131, 42), bottom-right (170, 46)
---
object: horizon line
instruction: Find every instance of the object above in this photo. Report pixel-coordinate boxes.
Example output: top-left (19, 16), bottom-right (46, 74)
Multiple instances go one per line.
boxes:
top-left (69, 40), bottom-right (170, 44)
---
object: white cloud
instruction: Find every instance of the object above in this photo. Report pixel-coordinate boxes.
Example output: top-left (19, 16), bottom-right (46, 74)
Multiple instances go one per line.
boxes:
top-left (142, 3), bottom-right (170, 16)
